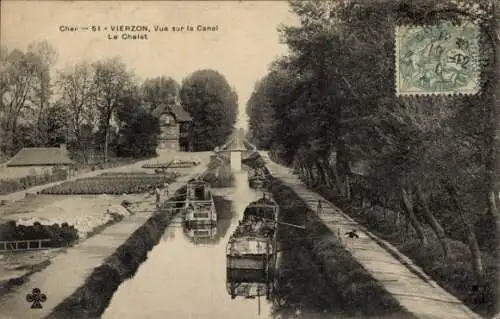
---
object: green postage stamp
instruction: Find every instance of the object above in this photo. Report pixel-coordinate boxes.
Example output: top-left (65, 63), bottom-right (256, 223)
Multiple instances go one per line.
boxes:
top-left (396, 21), bottom-right (481, 95)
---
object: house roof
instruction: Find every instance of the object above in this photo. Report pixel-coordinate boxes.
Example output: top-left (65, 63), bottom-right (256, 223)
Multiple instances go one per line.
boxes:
top-left (152, 103), bottom-right (192, 122)
top-left (7, 147), bottom-right (74, 166)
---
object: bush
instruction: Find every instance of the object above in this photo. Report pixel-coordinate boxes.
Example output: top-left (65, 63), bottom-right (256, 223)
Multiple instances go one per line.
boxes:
top-left (0, 169), bottom-right (68, 195)
top-left (41, 173), bottom-right (178, 195)
top-left (0, 221), bottom-right (79, 248)
top-left (265, 177), bottom-right (409, 317)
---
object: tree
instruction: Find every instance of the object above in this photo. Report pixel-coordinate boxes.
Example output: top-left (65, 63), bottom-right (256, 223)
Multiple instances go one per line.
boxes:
top-left (0, 41), bottom-right (57, 153)
top-left (247, 0), bottom-right (496, 287)
top-left (0, 48), bottom-right (39, 153)
top-left (92, 57), bottom-right (134, 162)
top-left (180, 69), bottom-right (238, 151)
top-left (38, 102), bottom-right (70, 147)
top-left (27, 41), bottom-right (58, 145)
top-left (141, 76), bottom-right (180, 110)
top-left (56, 61), bottom-right (98, 160)
top-left (116, 100), bottom-right (159, 158)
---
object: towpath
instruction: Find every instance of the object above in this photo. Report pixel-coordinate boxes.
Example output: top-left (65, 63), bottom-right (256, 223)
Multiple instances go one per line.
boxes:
top-left (0, 153), bottom-right (211, 319)
top-left (259, 151), bottom-right (482, 319)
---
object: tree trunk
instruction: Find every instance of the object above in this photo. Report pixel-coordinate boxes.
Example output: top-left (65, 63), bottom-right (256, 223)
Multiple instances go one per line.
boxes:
top-left (416, 185), bottom-right (450, 258)
top-left (401, 187), bottom-right (428, 247)
top-left (336, 139), bottom-right (352, 199)
top-left (306, 165), bottom-right (315, 187)
top-left (466, 222), bottom-right (484, 284)
top-left (300, 165), bottom-right (307, 183)
top-left (316, 161), bottom-right (327, 185)
top-left (104, 127), bottom-right (109, 163)
top-left (446, 183), bottom-right (484, 284)
top-left (325, 162), bottom-right (338, 192)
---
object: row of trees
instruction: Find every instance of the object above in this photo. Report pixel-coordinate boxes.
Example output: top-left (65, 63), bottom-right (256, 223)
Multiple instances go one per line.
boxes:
top-left (247, 0), bottom-right (497, 290)
top-left (1, 42), bottom-right (238, 160)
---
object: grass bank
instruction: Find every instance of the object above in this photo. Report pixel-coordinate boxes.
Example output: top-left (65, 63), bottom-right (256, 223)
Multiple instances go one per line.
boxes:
top-left (244, 154), bottom-right (412, 317)
top-left (265, 177), bottom-right (415, 318)
top-left (45, 187), bottom-right (187, 319)
top-left (0, 258), bottom-right (52, 297)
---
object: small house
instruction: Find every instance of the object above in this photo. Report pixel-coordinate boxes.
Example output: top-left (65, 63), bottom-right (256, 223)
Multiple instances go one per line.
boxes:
top-left (152, 100), bottom-right (193, 152)
top-left (3, 144), bottom-right (74, 177)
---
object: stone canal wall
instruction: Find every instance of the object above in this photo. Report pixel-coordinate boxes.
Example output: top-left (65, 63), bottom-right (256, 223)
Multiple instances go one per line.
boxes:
top-left (45, 187), bottom-right (187, 319)
top-left (45, 159), bottom-right (219, 319)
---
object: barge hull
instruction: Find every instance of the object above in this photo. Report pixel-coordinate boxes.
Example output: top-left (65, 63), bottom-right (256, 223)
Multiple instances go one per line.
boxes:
top-left (226, 255), bottom-right (267, 270)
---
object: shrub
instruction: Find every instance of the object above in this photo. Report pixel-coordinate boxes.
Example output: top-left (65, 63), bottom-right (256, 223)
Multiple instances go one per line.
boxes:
top-left (41, 173), bottom-right (178, 195)
top-left (0, 221), bottom-right (79, 248)
top-left (0, 169), bottom-right (69, 195)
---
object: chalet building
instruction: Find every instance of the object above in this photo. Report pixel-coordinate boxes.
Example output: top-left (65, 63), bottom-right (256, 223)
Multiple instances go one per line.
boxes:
top-left (152, 100), bottom-right (193, 151)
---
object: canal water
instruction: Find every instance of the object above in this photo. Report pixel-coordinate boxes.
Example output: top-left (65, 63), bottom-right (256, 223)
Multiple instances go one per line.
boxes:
top-left (102, 171), bottom-right (327, 319)
top-left (103, 170), bottom-right (269, 318)
top-left (102, 170), bottom-right (335, 319)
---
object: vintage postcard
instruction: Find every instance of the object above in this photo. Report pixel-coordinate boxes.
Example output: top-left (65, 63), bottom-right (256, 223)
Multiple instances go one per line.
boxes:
top-left (0, 1), bottom-right (498, 319)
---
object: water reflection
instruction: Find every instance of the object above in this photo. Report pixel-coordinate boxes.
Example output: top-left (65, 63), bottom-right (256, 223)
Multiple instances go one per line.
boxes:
top-left (183, 223), bottom-right (217, 242)
top-left (103, 170), bottom-right (272, 319)
top-left (182, 196), bottom-right (235, 245)
top-left (226, 269), bottom-right (273, 316)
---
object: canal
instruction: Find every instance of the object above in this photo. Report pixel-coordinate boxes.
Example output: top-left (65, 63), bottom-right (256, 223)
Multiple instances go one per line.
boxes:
top-left (102, 169), bottom-right (287, 319)
top-left (101, 167), bottom-right (408, 319)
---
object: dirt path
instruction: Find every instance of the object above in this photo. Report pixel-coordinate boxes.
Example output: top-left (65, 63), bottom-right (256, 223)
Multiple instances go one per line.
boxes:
top-left (259, 151), bottom-right (482, 319)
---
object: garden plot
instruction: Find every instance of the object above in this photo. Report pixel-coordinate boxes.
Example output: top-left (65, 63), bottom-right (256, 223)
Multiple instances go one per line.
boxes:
top-left (8, 195), bottom-right (140, 239)
top-left (41, 173), bottom-right (178, 195)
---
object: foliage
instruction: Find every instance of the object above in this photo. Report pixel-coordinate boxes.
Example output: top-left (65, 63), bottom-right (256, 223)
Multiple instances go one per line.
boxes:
top-left (246, 0), bottom-right (497, 314)
top-left (56, 61), bottom-right (98, 157)
top-left (39, 102), bottom-right (71, 146)
top-left (180, 69), bottom-right (238, 151)
top-left (0, 41), bottom-right (58, 155)
top-left (41, 173), bottom-right (178, 195)
top-left (2, 42), bottom-right (234, 166)
top-left (141, 76), bottom-right (181, 110)
top-left (116, 99), bottom-right (160, 158)
top-left (0, 167), bottom-right (68, 195)
top-left (0, 220), bottom-right (79, 247)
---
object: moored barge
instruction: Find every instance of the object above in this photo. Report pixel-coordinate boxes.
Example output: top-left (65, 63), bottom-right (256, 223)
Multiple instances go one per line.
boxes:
top-left (226, 195), bottom-right (278, 275)
top-left (183, 179), bottom-right (217, 226)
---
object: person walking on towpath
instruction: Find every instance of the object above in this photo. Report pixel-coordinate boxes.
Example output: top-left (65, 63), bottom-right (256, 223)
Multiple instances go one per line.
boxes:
top-left (155, 185), bottom-right (161, 207)
top-left (163, 182), bottom-right (169, 198)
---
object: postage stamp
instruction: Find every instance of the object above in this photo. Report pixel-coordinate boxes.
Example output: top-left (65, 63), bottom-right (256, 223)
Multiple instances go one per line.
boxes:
top-left (396, 20), bottom-right (481, 95)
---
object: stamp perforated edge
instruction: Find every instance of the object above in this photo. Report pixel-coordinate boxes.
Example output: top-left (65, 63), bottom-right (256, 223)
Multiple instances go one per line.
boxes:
top-left (395, 21), bottom-right (483, 97)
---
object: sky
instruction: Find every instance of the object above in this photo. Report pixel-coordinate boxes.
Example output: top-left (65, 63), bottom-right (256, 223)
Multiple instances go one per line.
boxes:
top-left (1, 0), bottom-right (300, 129)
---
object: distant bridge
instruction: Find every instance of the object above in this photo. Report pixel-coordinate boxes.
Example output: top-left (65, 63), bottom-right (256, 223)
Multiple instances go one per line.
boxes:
top-left (215, 136), bottom-right (257, 160)
top-left (214, 136), bottom-right (258, 171)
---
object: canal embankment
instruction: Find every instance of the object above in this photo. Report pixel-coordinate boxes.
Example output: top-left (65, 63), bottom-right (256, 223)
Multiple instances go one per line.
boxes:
top-left (44, 155), bottom-right (221, 319)
top-left (252, 151), bottom-right (482, 319)
top-left (268, 179), bottom-right (414, 318)
top-left (45, 188), bottom-right (187, 319)
top-left (0, 154), bottom-right (212, 319)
